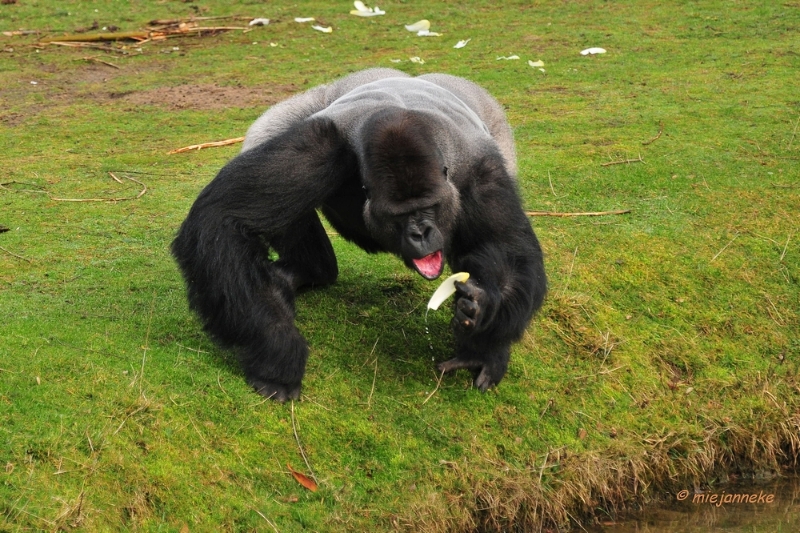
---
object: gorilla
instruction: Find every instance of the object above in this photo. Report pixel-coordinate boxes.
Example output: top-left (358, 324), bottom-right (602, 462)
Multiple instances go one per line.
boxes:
top-left (171, 68), bottom-right (547, 401)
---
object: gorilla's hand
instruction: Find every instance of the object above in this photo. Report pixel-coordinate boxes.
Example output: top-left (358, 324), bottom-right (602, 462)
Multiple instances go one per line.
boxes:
top-left (451, 280), bottom-right (489, 333)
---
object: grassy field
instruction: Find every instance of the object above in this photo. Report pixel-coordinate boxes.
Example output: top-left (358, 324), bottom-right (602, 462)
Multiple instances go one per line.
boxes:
top-left (1, 1), bottom-right (798, 531)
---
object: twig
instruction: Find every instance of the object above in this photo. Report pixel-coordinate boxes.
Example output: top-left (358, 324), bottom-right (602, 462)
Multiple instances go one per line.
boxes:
top-left (43, 41), bottom-right (138, 54)
top-left (642, 122), bottom-right (664, 145)
top-left (290, 401), bottom-right (317, 483)
top-left (421, 369), bottom-right (446, 406)
top-left (253, 509), bottom-right (280, 533)
top-left (526, 209), bottom-right (631, 217)
top-left (49, 172), bottom-right (147, 202)
top-left (780, 233), bottom-right (792, 262)
top-left (40, 31), bottom-right (154, 43)
top-left (168, 136), bottom-right (245, 154)
top-left (788, 115), bottom-right (799, 151)
top-left (132, 291), bottom-right (157, 395)
top-left (77, 56), bottom-right (121, 69)
top-left (367, 338), bottom-right (379, 409)
top-left (710, 233), bottom-right (739, 262)
top-left (572, 365), bottom-right (627, 381)
top-left (538, 449), bottom-right (550, 483)
top-left (560, 247), bottom-right (578, 298)
top-left (0, 245), bottom-right (32, 263)
top-left (601, 154), bottom-right (644, 167)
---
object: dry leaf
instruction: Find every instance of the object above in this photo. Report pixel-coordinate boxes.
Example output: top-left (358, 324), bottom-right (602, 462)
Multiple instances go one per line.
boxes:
top-left (287, 463), bottom-right (318, 492)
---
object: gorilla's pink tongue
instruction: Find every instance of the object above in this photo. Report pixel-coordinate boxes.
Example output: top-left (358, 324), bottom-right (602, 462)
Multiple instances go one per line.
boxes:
top-left (413, 250), bottom-right (443, 280)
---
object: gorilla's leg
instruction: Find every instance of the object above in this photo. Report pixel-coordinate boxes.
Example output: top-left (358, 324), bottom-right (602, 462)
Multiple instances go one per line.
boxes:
top-left (273, 211), bottom-right (338, 291)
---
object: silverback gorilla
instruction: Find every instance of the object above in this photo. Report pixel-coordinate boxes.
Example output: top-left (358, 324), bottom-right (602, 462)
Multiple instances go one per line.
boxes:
top-left (171, 68), bottom-right (547, 401)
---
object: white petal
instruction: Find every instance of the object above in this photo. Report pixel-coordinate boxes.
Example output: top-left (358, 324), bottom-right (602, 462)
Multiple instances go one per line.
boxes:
top-left (496, 55), bottom-right (520, 60)
top-left (294, 17), bottom-right (315, 23)
top-left (427, 273), bottom-right (470, 311)
top-left (405, 20), bottom-right (431, 32)
top-left (454, 39), bottom-right (470, 49)
top-left (580, 47), bottom-right (607, 55)
top-left (528, 59), bottom-right (544, 67)
top-left (312, 25), bottom-right (333, 33)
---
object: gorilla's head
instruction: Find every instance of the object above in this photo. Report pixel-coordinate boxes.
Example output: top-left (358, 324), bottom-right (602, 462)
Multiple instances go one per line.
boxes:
top-left (360, 108), bottom-right (460, 280)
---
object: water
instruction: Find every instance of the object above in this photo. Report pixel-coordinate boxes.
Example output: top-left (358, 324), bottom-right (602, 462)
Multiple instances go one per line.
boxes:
top-left (589, 477), bottom-right (800, 533)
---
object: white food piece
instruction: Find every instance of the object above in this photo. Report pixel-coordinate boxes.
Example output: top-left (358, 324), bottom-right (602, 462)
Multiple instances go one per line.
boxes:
top-left (496, 55), bottom-right (520, 60)
top-left (580, 47), bottom-right (607, 55)
top-left (312, 25), bottom-right (333, 33)
top-left (454, 39), bottom-right (470, 49)
top-left (427, 272), bottom-right (470, 311)
top-left (351, 1), bottom-right (385, 16)
top-left (405, 20), bottom-right (431, 32)
top-left (249, 18), bottom-right (270, 26)
top-left (294, 17), bottom-right (315, 23)
top-left (528, 59), bottom-right (545, 67)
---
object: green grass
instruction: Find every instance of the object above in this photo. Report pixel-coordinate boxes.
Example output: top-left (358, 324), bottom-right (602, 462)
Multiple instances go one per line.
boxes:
top-left (1, 1), bottom-right (798, 531)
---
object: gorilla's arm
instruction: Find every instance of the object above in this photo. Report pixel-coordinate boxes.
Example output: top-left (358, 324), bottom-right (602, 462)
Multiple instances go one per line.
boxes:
top-left (441, 153), bottom-right (547, 390)
top-left (171, 118), bottom-right (357, 401)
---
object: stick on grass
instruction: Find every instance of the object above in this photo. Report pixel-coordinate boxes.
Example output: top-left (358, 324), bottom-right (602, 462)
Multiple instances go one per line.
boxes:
top-left (168, 136), bottom-right (245, 154)
top-left (601, 154), bottom-right (644, 167)
top-left (642, 122), bottom-right (664, 146)
top-left (526, 209), bottom-right (631, 217)
top-left (290, 401), bottom-right (317, 484)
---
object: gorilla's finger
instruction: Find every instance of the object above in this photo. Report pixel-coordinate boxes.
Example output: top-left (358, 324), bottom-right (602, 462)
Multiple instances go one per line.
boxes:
top-left (456, 296), bottom-right (479, 318)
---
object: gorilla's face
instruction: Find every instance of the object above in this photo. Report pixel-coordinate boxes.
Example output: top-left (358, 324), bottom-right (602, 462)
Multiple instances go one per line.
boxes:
top-left (363, 170), bottom-right (460, 280)
top-left (361, 108), bottom-right (461, 280)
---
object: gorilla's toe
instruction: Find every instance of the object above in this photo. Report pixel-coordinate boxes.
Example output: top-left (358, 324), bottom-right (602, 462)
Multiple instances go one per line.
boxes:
top-left (249, 379), bottom-right (301, 402)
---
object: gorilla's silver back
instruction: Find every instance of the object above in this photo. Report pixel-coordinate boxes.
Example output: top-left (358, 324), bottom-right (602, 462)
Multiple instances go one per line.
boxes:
top-left (242, 68), bottom-right (517, 178)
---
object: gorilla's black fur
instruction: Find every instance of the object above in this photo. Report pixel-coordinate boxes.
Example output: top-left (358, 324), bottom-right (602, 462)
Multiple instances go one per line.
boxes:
top-left (172, 69), bottom-right (547, 401)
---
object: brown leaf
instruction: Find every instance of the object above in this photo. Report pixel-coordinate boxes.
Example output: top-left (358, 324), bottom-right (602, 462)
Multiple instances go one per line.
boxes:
top-left (179, 524), bottom-right (189, 533)
top-left (287, 463), bottom-right (317, 492)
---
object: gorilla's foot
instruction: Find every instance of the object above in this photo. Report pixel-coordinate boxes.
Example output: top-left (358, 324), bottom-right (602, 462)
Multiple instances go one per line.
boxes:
top-left (438, 356), bottom-right (505, 392)
top-left (248, 378), bottom-right (301, 402)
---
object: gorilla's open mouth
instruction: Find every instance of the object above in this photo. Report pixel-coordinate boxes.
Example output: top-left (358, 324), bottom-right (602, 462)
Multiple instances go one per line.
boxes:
top-left (412, 250), bottom-right (444, 280)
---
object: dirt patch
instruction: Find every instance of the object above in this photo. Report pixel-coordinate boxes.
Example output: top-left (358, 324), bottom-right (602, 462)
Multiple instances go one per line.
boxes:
top-left (113, 83), bottom-right (299, 111)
